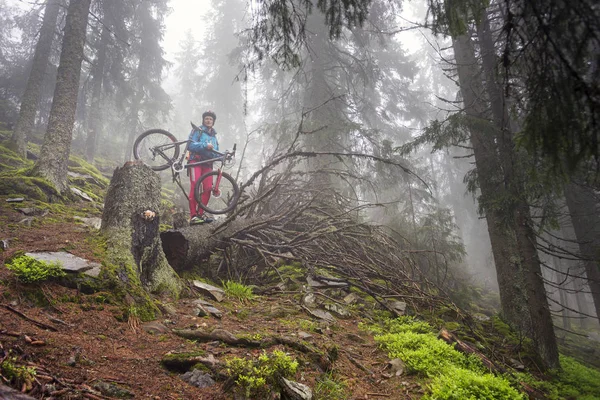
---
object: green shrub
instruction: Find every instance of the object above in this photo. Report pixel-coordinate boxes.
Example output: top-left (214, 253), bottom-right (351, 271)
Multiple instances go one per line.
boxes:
top-left (5, 255), bottom-right (66, 283)
top-left (225, 350), bottom-right (298, 398)
top-left (427, 366), bottom-right (524, 400)
top-left (223, 280), bottom-right (255, 302)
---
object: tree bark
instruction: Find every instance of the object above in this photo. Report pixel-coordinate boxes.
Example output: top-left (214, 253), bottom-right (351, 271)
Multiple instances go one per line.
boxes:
top-left (161, 217), bottom-right (267, 274)
top-left (452, 34), bottom-right (530, 334)
top-left (101, 162), bottom-right (181, 294)
top-left (10, 0), bottom-right (61, 158)
top-left (32, 0), bottom-right (91, 193)
top-left (476, 11), bottom-right (559, 369)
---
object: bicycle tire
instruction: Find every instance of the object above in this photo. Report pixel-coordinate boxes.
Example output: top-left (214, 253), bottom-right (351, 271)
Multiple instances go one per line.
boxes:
top-left (133, 129), bottom-right (180, 171)
top-left (194, 170), bottom-right (240, 214)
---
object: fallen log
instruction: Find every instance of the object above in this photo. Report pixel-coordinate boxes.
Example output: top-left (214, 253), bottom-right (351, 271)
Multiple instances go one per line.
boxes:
top-left (0, 383), bottom-right (36, 400)
top-left (160, 217), bottom-right (271, 273)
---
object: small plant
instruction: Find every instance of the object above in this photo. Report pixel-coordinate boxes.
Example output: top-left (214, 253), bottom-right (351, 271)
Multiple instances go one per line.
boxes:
top-left (0, 356), bottom-right (37, 391)
top-left (5, 254), bottom-right (65, 283)
top-left (314, 372), bottom-right (349, 399)
top-left (225, 350), bottom-right (298, 398)
top-left (223, 280), bottom-right (255, 302)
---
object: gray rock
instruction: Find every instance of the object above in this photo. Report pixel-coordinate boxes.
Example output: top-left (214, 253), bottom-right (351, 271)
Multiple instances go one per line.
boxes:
top-left (192, 299), bottom-right (223, 318)
top-left (84, 266), bottom-right (101, 277)
top-left (303, 292), bottom-right (318, 308)
top-left (388, 300), bottom-right (407, 316)
top-left (324, 303), bottom-right (351, 318)
top-left (18, 217), bottom-right (34, 227)
top-left (25, 252), bottom-right (101, 273)
top-left (73, 216), bottom-right (102, 230)
top-left (15, 207), bottom-right (48, 216)
top-left (305, 308), bottom-right (336, 325)
top-left (388, 358), bottom-right (406, 376)
top-left (93, 381), bottom-right (133, 398)
top-left (0, 239), bottom-right (9, 250)
top-left (343, 293), bottom-right (362, 304)
top-left (280, 377), bottom-right (312, 400)
top-left (6, 198), bottom-right (24, 203)
top-left (70, 187), bottom-right (94, 202)
top-left (298, 331), bottom-right (313, 340)
top-left (192, 281), bottom-right (225, 302)
top-left (141, 321), bottom-right (169, 334)
top-left (181, 369), bottom-right (216, 389)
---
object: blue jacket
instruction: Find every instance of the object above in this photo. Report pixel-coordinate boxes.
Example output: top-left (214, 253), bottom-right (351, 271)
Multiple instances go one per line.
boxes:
top-left (188, 125), bottom-right (219, 160)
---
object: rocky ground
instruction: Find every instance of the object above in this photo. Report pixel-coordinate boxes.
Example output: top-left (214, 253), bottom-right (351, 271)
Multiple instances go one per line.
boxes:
top-left (0, 198), bottom-right (423, 399)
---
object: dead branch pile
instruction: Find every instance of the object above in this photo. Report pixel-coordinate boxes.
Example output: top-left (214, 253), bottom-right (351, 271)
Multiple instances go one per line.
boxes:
top-left (174, 153), bottom-right (453, 314)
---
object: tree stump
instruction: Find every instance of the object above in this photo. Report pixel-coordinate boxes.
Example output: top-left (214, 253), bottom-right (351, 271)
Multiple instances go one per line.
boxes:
top-left (101, 161), bottom-right (181, 295)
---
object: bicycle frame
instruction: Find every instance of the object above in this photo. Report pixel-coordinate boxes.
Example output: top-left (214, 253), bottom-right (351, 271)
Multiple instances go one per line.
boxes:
top-left (152, 138), bottom-right (235, 204)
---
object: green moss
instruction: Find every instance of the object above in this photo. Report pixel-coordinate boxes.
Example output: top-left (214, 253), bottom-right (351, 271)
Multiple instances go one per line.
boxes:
top-left (0, 171), bottom-right (62, 202)
top-left (370, 317), bottom-right (524, 399)
top-left (426, 366), bottom-right (525, 400)
top-left (5, 254), bottom-right (66, 283)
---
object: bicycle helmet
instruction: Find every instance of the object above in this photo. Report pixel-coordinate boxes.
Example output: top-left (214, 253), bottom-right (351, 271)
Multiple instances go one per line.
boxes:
top-left (202, 110), bottom-right (216, 122)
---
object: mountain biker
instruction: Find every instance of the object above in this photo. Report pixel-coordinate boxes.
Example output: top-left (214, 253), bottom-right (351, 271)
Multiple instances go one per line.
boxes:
top-left (188, 110), bottom-right (219, 225)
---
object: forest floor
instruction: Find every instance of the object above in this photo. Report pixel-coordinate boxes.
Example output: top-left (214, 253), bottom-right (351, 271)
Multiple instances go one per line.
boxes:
top-left (0, 198), bottom-right (424, 399)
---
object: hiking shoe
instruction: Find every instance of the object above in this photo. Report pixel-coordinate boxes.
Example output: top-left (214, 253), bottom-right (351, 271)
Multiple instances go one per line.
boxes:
top-left (201, 214), bottom-right (214, 223)
top-left (189, 215), bottom-right (205, 225)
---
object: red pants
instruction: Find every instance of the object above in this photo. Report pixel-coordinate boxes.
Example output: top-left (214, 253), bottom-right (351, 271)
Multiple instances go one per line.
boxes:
top-left (189, 164), bottom-right (213, 217)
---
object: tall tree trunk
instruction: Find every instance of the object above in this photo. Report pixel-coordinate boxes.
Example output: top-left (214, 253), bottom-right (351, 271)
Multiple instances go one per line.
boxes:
top-left (564, 181), bottom-right (600, 323)
top-left (85, 23), bottom-right (110, 162)
top-left (452, 34), bottom-right (530, 334)
top-left (32, 0), bottom-right (92, 194)
top-left (10, 0), bottom-right (61, 158)
top-left (476, 10), bottom-right (559, 369)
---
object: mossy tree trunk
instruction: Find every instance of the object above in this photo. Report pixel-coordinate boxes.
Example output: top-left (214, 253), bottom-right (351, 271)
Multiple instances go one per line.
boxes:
top-left (31, 0), bottom-right (91, 194)
top-left (101, 162), bottom-right (181, 299)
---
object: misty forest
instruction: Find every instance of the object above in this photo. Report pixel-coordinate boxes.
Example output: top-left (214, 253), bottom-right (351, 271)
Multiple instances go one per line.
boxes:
top-left (0, 0), bottom-right (599, 398)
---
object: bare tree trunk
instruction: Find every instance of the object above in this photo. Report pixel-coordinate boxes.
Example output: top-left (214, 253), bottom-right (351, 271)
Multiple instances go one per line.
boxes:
top-left (10, 0), bottom-right (61, 158)
top-left (453, 34), bottom-right (530, 334)
top-left (32, 0), bottom-right (92, 193)
top-left (476, 11), bottom-right (558, 369)
top-left (85, 23), bottom-right (110, 162)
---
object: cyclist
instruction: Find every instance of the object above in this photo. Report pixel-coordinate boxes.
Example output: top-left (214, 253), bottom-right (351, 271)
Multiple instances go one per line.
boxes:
top-left (188, 110), bottom-right (219, 225)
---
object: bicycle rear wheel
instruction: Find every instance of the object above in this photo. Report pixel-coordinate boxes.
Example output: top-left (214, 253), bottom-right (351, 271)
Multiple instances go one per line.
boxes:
top-left (133, 129), bottom-right (180, 171)
top-left (194, 171), bottom-right (240, 214)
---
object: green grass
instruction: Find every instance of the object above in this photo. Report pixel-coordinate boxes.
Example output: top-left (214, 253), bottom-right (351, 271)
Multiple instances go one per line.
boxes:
top-left (223, 280), bottom-right (255, 302)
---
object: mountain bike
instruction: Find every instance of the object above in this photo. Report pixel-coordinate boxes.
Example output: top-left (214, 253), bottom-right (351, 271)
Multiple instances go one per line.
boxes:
top-left (132, 123), bottom-right (240, 215)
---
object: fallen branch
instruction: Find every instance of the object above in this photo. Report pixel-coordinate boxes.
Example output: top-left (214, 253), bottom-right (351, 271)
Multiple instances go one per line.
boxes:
top-left (2, 305), bottom-right (57, 332)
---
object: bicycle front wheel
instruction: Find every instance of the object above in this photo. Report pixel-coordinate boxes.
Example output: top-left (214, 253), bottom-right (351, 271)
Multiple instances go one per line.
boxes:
top-left (133, 129), bottom-right (180, 171)
top-left (194, 171), bottom-right (240, 215)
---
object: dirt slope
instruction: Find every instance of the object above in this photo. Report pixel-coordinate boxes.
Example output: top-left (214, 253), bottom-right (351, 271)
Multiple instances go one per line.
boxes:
top-left (0, 198), bottom-right (422, 399)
